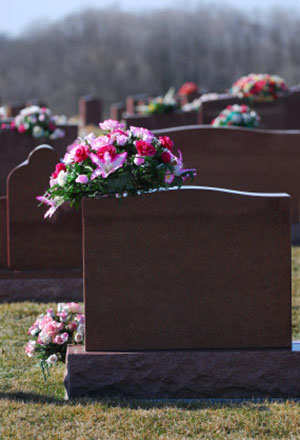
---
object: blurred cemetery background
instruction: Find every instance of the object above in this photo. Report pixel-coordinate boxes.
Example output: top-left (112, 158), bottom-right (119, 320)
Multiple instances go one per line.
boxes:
top-left (0, 0), bottom-right (300, 120)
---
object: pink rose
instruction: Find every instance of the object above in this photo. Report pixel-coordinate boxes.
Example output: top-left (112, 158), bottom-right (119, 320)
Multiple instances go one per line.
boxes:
top-left (57, 311), bottom-right (68, 322)
top-left (74, 145), bottom-right (89, 163)
top-left (99, 119), bottom-right (125, 131)
top-left (75, 175), bottom-right (89, 184)
top-left (44, 321), bottom-right (60, 337)
top-left (67, 321), bottom-right (78, 332)
top-left (136, 140), bottom-right (156, 157)
top-left (53, 332), bottom-right (69, 345)
top-left (66, 302), bottom-right (83, 313)
top-left (159, 136), bottom-right (173, 151)
top-left (17, 124), bottom-right (26, 133)
top-left (25, 341), bottom-right (36, 357)
top-left (161, 151), bottom-right (172, 163)
top-left (38, 315), bottom-right (53, 330)
top-left (134, 155), bottom-right (145, 166)
top-left (52, 163), bottom-right (66, 179)
top-left (97, 144), bottom-right (116, 160)
top-left (37, 331), bottom-right (51, 345)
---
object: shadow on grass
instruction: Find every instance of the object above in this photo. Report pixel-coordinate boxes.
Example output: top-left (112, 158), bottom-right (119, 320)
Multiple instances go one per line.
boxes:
top-left (0, 391), bottom-right (295, 410)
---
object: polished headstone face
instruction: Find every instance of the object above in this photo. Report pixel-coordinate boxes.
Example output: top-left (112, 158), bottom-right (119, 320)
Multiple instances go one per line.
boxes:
top-left (0, 124), bottom-right (78, 196)
top-left (154, 126), bottom-right (300, 223)
top-left (198, 91), bottom-right (300, 128)
top-left (6, 146), bottom-right (82, 271)
top-left (83, 187), bottom-right (291, 351)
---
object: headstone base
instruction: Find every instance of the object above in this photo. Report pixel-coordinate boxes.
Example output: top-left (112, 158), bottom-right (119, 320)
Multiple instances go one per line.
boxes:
top-left (64, 343), bottom-right (300, 400)
top-left (0, 270), bottom-right (82, 302)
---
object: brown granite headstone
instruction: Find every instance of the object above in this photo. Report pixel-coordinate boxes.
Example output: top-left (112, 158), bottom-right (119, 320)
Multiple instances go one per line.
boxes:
top-left (83, 187), bottom-right (291, 352)
top-left (7, 145), bottom-right (82, 271)
top-left (110, 102), bottom-right (126, 121)
top-left (124, 111), bottom-right (198, 130)
top-left (0, 124), bottom-right (78, 196)
top-left (153, 125), bottom-right (300, 223)
top-left (79, 96), bottom-right (102, 126)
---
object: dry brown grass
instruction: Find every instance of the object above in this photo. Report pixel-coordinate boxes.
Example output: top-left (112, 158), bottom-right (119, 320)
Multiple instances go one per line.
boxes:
top-left (0, 248), bottom-right (300, 439)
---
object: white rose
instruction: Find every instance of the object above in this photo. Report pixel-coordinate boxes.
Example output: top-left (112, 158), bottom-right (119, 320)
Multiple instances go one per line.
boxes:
top-left (39, 332), bottom-right (51, 345)
top-left (57, 170), bottom-right (67, 187)
top-left (46, 354), bottom-right (58, 365)
top-left (74, 332), bottom-right (83, 343)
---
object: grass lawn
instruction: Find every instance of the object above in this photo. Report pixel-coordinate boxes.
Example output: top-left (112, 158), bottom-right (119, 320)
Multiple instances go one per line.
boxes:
top-left (0, 248), bottom-right (300, 439)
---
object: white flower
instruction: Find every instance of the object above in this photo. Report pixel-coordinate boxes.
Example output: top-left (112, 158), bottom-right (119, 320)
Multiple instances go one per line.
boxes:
top-left (57, 170), bottom-right (67, 187)
top-left (46, 354), bottom-right (58, 365)
top-left (38, 331), bottom-right (51, 345)
top-left (74, 332), bottom-right (83, 343)
top-left (32, 126), bottom-right (44, 138)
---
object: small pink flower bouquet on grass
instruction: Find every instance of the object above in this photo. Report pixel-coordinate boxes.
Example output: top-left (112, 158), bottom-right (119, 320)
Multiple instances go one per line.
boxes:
top-left (37, 119), bottom-right (196, 217)
top-left (25, 302), bottom-right (84, 378)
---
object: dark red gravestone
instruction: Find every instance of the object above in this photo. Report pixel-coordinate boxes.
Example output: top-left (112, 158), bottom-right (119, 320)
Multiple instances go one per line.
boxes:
top-left (6, 102), bottom-right (25, 117)
top-left (198, 91), bottom-right (300, 129)
top-left (125, 94), bottom-right (149, 115)
top-left (0, 145), bottom-right (82, 302)
top-left (83, 187), bottom-right (291, 352)
top-left (110, 102), bottom-right (126, 121)
top-left (0, 124), bottom-right (78, 196)
top-left (124, 111), bottom-right (198, 130)
top-left (154, 126), bottom-right (300, 223)
top-left (79, 96), bottom-right (102, 126)
top-left (6, 146), bottom-right (82, 271)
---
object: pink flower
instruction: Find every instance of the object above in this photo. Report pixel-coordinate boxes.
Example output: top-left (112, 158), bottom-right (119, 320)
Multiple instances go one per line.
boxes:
top-left (37, 331), bottom-right (51, 345)
top-left (164, 172), bottom-right (175, 184)
top-left (75, 174), bottom-right (89, 184)
top-left (17, 124), bottom-right (26, 133)
top-left (47, 309), bottom-right (55, 317)
top-left (74, 145), bottom-right (89, 163)
top-left (76, 314), bottom-right (85, 324)
top-left (97, 144), bottom-right (116, 160)
top-left (10, 121), bottom-right (16, 130)
top-left (136, 140), bottom-right (156, 157)
top-left (159, 136), bottom-right (173, 151)
top-left (57, 311), bottom-right (68, 322)
top-left (53, 332), bottom-right (69, 345)
top-left (44, 321), bottom-right (60, 337)
top-left (90, 151), bottom-right (127, 180)
top-left (25, 341), bottom-right (36, 357)
top-left (67, 321), bottom-right (78, 332)
top-left (161, 151), bottom-right (172, 163)
top-left (74, 332), bottom-right (83, 343)
top-left (51, 163), bottom-right (66, 179)
top-left (38, 315), bottom-right (53, 330)
top-left (134, 155), bottom-right (145, 166)
top-left (130, 126), bottom-right (154, 143)
top-left (66, 302), bottom-right (83, 313)
top-left (115, 134), bottom-right (128, 146)
top-left (99, 119), bottom-right (125, 131)
top-left (90, 135), bottom-right (113, 151)
top-left (46, 354), bottom-right (58, 365)
top-left (28, 324), bottom-right (40, 336)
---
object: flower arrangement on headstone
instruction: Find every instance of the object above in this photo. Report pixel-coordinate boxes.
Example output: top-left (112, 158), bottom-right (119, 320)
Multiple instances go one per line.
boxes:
top-left (140, 88), bottom-right (179, 115)
top-left (231, 73), bottom-right (288, 101)
top-left (0, 105), bottom-right (65, 138)
top-left (178, 81), bottom-right (199, 104)
top-left (25, 302), bottom-right (84, 378)
top-left (14, 105), bottom-right (65, 138)
top-left (37, 119), bottom-right (196, 217)
top-left (211, 104), bottom-right (260, 128)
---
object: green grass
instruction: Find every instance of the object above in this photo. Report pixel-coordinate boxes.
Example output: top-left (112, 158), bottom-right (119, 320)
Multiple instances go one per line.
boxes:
top-left (0, 248), bottom-right (300, 439)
